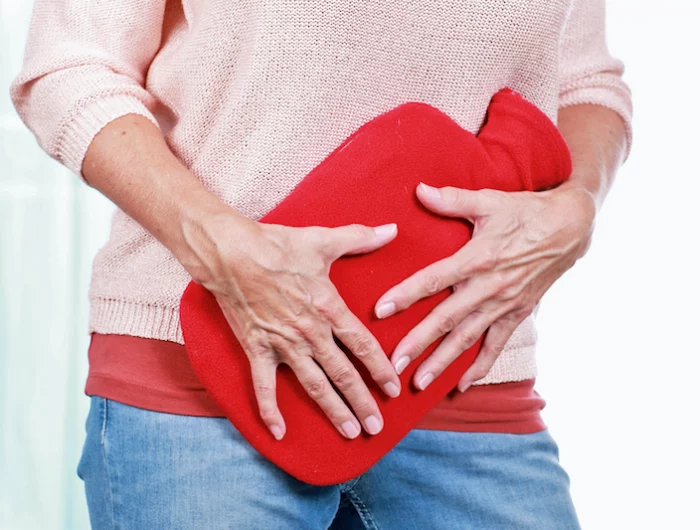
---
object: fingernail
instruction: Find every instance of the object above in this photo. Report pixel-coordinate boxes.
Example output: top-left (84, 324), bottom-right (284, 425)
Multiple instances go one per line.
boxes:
top-left (417, 372), bottom-right (435, 390)
top-left (341, 420), bottom-right (360, 439)
top-left (458, 381), bottom-right (472, 393)
top-left (395, 356), bottom-right (410, 375)
top-left (419, 182), bottom-right (441, 200)
top-left (270, 425), bottom-right (283, 440)
top-left (383, 381), bottom-right (400, 397)
top-left (364, 415), bottom-right (382, 435)
top-left (376, 301), bottom-right (395, 318)
top-left (373, 223), bottom-right (397, 238)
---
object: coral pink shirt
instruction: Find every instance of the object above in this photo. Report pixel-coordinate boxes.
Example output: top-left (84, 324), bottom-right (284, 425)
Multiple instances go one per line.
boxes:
top-left (85, 332), bottom-right (547, 434)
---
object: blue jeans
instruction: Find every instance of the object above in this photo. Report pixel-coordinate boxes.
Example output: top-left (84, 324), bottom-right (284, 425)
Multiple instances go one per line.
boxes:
top-left (77, 396), bottom-right (580, 529)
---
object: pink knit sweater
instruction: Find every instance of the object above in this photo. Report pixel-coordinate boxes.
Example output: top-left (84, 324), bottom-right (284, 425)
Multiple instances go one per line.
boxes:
top-left (10, 0), bottom-right (632, 385)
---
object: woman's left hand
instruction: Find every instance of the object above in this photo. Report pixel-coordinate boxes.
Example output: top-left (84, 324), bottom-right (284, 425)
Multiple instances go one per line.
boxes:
top-left (373, 181), bottom-right (597, 392)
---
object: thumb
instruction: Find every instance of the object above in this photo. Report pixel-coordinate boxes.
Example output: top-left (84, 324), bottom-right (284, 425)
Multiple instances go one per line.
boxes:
top-left (325, 223), bottom-right (397, 260)
top-left (417, 182), bottom-right (489, 220)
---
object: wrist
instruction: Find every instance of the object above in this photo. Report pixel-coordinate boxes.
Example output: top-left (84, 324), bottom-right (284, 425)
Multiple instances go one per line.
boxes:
top-left (174, 186), bottom-right (258, 285)
top-left (548, 178), bottom-right (600, 215)
top-left (556, 161), bottom-right (611, 212)
top-left (546, 184), bottom-right (597, 260)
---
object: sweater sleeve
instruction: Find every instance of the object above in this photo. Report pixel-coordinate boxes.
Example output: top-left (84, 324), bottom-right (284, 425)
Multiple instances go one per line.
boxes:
top-left (558, 0), bottom-right (633, 162)
top-left (9, 0), bottom-right (166, 182)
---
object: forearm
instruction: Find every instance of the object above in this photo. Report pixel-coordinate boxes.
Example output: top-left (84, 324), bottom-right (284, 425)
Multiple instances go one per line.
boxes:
top-left (81, 113), bottom-right (256, 282)
top-left (555, 103), bottom-right (629, 212)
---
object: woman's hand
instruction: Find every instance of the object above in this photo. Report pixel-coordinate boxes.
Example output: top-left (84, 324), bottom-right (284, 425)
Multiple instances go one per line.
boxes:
top-left (182, 211), bottom-right (402, 441)
top-left (373, 182), bottom-right (597, 392)
top-left (80, 114), bottom-right (402, 443)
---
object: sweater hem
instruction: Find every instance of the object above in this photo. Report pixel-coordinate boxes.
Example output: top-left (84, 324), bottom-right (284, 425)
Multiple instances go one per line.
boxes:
top-left (88, 297), bottom-right (539, 385)
top-left (89, 297), bottom-right (185, 344)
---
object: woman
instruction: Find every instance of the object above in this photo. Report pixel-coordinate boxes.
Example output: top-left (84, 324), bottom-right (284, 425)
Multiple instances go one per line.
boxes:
top-left (11, 0), bottom-right (632, 528)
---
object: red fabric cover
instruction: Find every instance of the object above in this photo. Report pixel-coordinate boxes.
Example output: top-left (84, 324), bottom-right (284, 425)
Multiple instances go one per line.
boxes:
top-left (179, 88), bottom-right (572, 485)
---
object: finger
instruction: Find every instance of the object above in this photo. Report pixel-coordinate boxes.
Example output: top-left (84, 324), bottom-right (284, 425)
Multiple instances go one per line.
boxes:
top-left (287, 354), bottom-right (363, 440)
top-left (374, 240), bottom-right (493, 319)
top-left (328, 296), bottom-right (402, 399)
top-left (412, 307), bottom-right (495, 391)
top-left (248, 356), bottom-right (286, 440)
top-left (457, 312), bottom-right (525, 392)
top-left (322, 223), bottom-right (397, 261)
top-left (389, 282), bottom-right (490, 375)
top-left (309, 333), bottom-right (386, 436)
top-left (416, 183), bottom-right (493, 220)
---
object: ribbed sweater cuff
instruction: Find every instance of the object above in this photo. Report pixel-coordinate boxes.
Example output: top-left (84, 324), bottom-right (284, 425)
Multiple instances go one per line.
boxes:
top-left (472, 344), bottom-right (538, 385)
top-left (559, 84), bottom-right (634, 163)
top-left (56, 94), bottom-right (160, 183)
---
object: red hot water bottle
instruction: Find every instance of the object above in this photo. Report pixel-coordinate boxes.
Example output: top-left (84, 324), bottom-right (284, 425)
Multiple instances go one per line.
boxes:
top-left (179, 88), bottom-right (572, 485)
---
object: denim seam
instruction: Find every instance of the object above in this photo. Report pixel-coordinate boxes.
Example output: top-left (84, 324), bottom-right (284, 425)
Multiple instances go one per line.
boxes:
top-left (99, 398), bottom-right (118, 530)
top-left (100, 396), bottom-right (108, 445)
top-left (339, 476), bottom-right (361, 493)
top-left (344, 486), bottom-right (379, 530)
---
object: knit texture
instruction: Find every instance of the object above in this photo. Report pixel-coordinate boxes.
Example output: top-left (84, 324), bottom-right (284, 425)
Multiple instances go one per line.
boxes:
top-left (10, 0), bottom-right (633, 386)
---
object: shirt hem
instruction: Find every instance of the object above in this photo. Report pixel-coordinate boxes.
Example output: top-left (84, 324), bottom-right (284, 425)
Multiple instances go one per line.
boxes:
top-left (85, 373), bottom-right (224, 418)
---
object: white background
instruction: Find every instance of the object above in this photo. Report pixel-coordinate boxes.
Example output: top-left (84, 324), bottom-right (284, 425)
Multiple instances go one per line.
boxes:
top-left (1, 0), bottom-right (699, 528)
top-left (536, 1), bottom-right (700, 528)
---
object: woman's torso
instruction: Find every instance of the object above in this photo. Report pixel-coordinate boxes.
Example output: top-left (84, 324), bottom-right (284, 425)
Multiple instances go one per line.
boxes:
top-left (88, 0), bottom-right (573, 387)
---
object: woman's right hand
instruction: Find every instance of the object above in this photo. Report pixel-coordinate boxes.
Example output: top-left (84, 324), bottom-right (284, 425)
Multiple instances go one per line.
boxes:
top-left (181, 210), bottom-right (402, 441)
top-left (79, 113), bottom-right (399, 442)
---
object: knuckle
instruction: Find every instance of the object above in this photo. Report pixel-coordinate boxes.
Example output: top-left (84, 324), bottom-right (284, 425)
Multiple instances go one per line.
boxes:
top-left (293, 316), bottom-right (319, 337)
top-left (457, 259), bottom-right (474, 279)
top-left (479, 188), bottom-right (497, 201)
top-left (352, 399), bottom-right (375, 416)
top-left (458, 330), bottom-right (478, 349)
top-left (246, 341), bottom-right (273, 360)
top-left (504, 282), bottom-right (522, 300)
top-left (442, 187), bottom-right (459, 205)
top-left (268, 337), bottom-right (301, 362)
top-left (351, 336), bottom-right (376, 359)
top-left (316, 295), bottom-right (341, 321)
top-left (327, 411), bottom-right (350, 426)
top-left (437, 313), bottom-right (457, 335)
top-left (330, 366), bottom-right (356, 390)
top-left (423, 273), bottom-right (442, 295)
top-left (351, 223), bottom-right (371, 241)
top-left (483, 189), bottom-right (504, 205)
top-left (369, 364), bottom-right (393, 383)
top-left (305, 377), bottom-right (329, 400)
top-left (310, 344), bottom-right (333, 362)
top-left (477, 250), bottom-right (497, 271)
top-left (258, 406), bottom-right (278, 422)
top-left (314, 227), bottom-right (334, 250)
top-left (484, 343), bottom-right (505, 358)
top-left (253, 382), bottom-right (275, 397)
